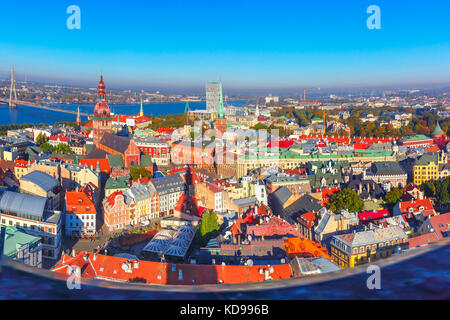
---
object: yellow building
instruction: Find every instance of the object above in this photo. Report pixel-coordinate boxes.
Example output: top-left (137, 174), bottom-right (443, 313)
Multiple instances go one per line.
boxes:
top-left (330, 226), bottom-right (409, 269)
top-left (413, 151), bottom-right (447, 186)
top-left (124, 182), bottom-right (159, 224)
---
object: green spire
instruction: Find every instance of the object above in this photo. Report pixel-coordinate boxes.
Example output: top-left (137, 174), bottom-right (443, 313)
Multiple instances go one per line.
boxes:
top-left (432, 121), bottom-right (444, 136)
top-left (185, 102), bottom-right (190, 114)
top-left (218, 82), bottom-right (225, 119)
top-left (140, 97), bottom-right (144, 116)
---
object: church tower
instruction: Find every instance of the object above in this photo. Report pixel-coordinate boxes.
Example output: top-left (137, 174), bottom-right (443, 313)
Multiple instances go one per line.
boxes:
top-left (432, 120), bottom-right (446, 147)
top-left (215, 82), bottom-right (227, 139)
top-left (92, 75), bottom-right (112, 146)
top-left (76, 106), bottom-right (81, 127)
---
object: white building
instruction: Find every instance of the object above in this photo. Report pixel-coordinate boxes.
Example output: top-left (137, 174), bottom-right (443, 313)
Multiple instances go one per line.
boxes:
top-left (0, 191), bottom-right (62, 261)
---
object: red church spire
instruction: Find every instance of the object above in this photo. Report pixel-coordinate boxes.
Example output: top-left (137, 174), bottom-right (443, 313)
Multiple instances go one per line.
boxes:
top-left (98, 74), bottom-right (106, 101)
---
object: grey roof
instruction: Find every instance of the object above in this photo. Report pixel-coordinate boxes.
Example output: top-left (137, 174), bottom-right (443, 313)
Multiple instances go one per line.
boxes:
top-left (20, 171), bottom-right (58, 192)
top-left (99, 133), bottom-right (132, 154)
top-left (266, 174), bottom-right (307, 184)
top-left (126, 182), bottom-right (154, 202)
top-left (279, 194), bottom-right (323, 225)
top-left (310, 257), bottom-right (341, 273)
top-left (85, 147), bottom-right (108, 159)
top-left (334, 226), bottom-right (407, 251)
top-left (315, 210), bottom-right (332, 235)
top-left (372, 162), bottom-right (406, 176)
top-left (234, 196), bottom-right (258, 208)
top-left (150, 174), bottom-right (186, 196)
top-left (0, 191), bottom-right (46, 221)
top-left (346, 178), bottom-right (384, 200)
top-left (271, 186), bottom-right (292, 206)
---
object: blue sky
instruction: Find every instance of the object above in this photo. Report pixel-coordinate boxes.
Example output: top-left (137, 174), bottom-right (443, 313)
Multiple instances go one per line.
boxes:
top-left (0, 0), bottom-right (449, 90)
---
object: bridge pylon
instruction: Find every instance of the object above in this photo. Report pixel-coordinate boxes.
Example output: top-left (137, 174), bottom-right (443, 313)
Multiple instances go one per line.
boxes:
top-left (9, 67), bottom-right (17, 108)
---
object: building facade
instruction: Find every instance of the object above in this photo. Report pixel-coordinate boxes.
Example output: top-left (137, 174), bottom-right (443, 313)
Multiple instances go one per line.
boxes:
top-left (0, 191), bottom-right (62, 260)
top-left (330, 226), bottom-right (409, 269)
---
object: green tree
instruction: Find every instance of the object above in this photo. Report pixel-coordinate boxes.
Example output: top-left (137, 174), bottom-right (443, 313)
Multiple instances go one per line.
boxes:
top-left (40, 142), bottom-right (54, 152)
top-left (439, 179), bottom-right (450, 204)
top-left (54, 143), bottom-right (72, 154)
top-left (35, 133), bottom-right (48, 146)
top-left (421, 181), bottom-right (436, 198)
top-left (385, 187), bottom-right (404, 204)
top-left (197, 210), bottom-right (220, 246)
top-left (130, 166), bottom-right (152, 180)
top-left (326, 188), bottom-right (363, 213)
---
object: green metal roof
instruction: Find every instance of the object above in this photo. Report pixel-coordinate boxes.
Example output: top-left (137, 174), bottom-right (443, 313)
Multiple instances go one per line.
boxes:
top-left (140, 154), bottom-right (154, 167)
top-left (2, 226), bottom-right (41, 258)
top-left (403, 134), bottom-right (431, 142)
top-left (432, 121), bottom-right (445, 136)
top-left (107, 154), bottom-right (124, 168)
top-left (105, 176), bottom-right (130, 190)
top-left (414, 152), bottom-right (439, 166)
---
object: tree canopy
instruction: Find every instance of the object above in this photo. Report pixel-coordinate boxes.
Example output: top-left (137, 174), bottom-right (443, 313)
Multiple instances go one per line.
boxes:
top-left (326, 188), bottom-right (363, 213)
top-left (385, 187), bottom-right (404, 204)
top-left (130, 166), bottom-right (152, 180)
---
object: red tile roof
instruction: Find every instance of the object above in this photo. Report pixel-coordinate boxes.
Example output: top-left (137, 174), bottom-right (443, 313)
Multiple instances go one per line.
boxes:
top-left (104, 191), bottom-right (124, 208)
top-left (174, 194), bottom-right (200, 217)
top-left (246, 216), bottom-right (301, 238)
top-left (425, 144), bottom-right (440, 153)
top-left (66, 189), bottom-right (96, 215)
top-left (49, 134), bottom-right (68, 142)
top-left (267, 140), bottom-right (294, 149)
top-left (408, 233), bottom-right (440, 248)
top-left (113, 115), bottom-right (132, 123)
top-left (429, 212), bottom-right (450, 239)
top-left (135, 116), bottom-right (152, 123)
top-left (358, 209), bottom-right (390, 221)
top-left (297, 212), bottom-right (316, 228)
top-left (398, 199), bottom-right (434, 214)
top-left (78, 158), bottom-right (111, 173)
top-left (53, 251), bottom-right (293, 284)
top-left (14, 159), bottom-right (34, 168)
top-left (257, 204), bottom-right (271, 216)
top-left (282, 168), bottom-right (307, 175)
top-left (156, 127), bottom-right (175, 134)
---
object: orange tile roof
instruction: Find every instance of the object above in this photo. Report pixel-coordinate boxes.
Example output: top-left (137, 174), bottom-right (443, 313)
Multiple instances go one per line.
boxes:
top-left (135, 116), bottom-right (152, 123)
top-left (66, 189), bottom-right (96, 215)
top-left (282, 237), bottom-right (332, 260)
top-left (297, 212), bottom-right (316, 228)
top-left (424, 145), bottom-right (440, 153)
top-left (399, 199), bottom-right (434, 214)
top-left (53, 251), bottom-right (293, 284)
top-left (78, 158), bottom-right (111, 173)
